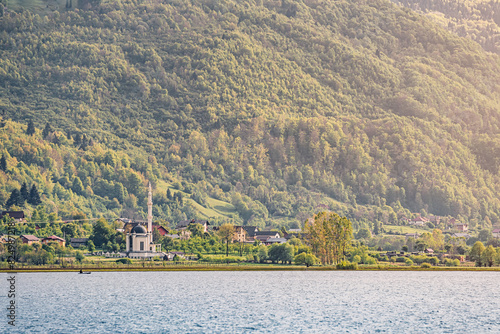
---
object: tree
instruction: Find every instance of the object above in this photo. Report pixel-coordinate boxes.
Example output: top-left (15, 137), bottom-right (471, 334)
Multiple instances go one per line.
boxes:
top-left (304, 211), bottom-right (353, 265)
top-left (481, 245), bottom-right (496, 267)
top-left (26, 120), bottom-right (36, 135)
top-left (162, 236), bottom-right (174, 252)
top-left (28, 184), bottom-right (42, 206)
top-left (0, 155), bottom-right (6, 171)
top-left (217, 223), bottom-right (234, 256)
top-left (75, 250), bottom-right (85, 263)
top-left (356, 228), bottom-right (372, 239)
top-left (42, 122), bottom-right (53, 139)
top-left (87, 240), bottom-right (96, 253)
top-left (294, 252), bottom-right (319, 267)
top-left (72, 177), bottom-right (85, 195)
top-left (188, 223), bottom-right (205, 238)
top-left (373, 221), bottom-right (380, 235)
top-left (166, 188), bottom-right (172, 200)
top-left (469, 241), bottom-right (486, 267)
top-left (478, 229), bottom-right (492, 242)
top-left (257, 244), bottom-right (268, 263)
top-left (90, 219), bottom-right (114, 248)
top-left (20, 182), bottom-right (29, 202)
top-left (6, 189), bottom-right (23, 208)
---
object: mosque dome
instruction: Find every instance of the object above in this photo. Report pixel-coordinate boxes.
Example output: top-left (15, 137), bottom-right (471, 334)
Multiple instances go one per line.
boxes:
top-left (131, 225), bottom-right (147, 234)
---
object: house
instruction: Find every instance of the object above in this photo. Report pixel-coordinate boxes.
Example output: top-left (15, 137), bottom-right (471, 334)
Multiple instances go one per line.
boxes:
top-left (242, 226), bottom-right (259, 241)
top-left (42, 235), bottom-right (66, 247)
top-left (254, 231), bottom-right (281, 243)
top-left (455, 223), bottom-right (468, 232)
top-left (492, 229), bottom-right (500, 238)
top-left (21, 235), bottom-right (40, 245)
top-left (408, 215), bottom-right (429, 226)
top-left (428, 216), bottom-right (441, 224)
top-left (153, 225), bottom-right (169, 236)
top-left (405, 233), bottom-right (420, 239)
top-left (424, 248), bottom-right (434, 254)
top-left (233, 226), bottom-right (259, 242)
top-left (176, 219), bottom-right (210, 233)
top-left (1, 211), bottom-right (25, 222)
top-left (451, 233), bottom-right (471, 239)
top-left (164, 251), bottom-right (186, 261)
top-left (233, 226), bottom-right (247, 242)
top-left (264, 237), bottom-right (287, 245)
top-left (70, 238), bottom-right (89, 248)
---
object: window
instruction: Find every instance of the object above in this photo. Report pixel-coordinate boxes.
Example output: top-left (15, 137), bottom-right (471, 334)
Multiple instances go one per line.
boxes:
top-left (140, 242), bottom-right (144, 251)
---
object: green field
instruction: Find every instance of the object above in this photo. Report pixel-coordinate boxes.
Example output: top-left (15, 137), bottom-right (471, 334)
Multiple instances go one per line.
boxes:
top-left (383, 225), bottom-right (430, 235)
top-left (155, 180), bottom-right (236, 220)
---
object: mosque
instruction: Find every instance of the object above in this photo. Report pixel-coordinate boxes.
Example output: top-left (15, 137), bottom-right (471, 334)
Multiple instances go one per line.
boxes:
top-left (125, 183), bottom-right (162, 258)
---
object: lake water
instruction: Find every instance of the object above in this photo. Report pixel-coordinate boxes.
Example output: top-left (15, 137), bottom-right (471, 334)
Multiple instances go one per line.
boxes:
top-left (2, 271), bottom-right (499, 333)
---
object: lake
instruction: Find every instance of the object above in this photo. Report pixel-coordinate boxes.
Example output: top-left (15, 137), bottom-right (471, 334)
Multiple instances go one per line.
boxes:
top-left (2, 271), bottom-right (500, 333)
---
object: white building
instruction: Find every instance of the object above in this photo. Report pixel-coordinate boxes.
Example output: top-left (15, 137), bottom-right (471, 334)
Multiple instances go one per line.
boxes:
top-left (125, 183), bottom-right (162, 259)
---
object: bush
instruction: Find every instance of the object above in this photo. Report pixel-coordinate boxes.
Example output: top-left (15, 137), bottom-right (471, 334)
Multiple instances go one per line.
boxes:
top-left (421, 263), bottom-right (431, 268)
top-left (405, 258), bottom-right (413, 266)
top-left (363, 255), bottom-right (377, 265)
top-left (443, 258), bottom-right (460, 267)
top-left (198, 255), bottom-right (246, 263)
top-left (395, 256), bottom-right (406, 263)
top-left (116, 258), bottom-right (132, 264)
top-left (336, 261), bottom-right (358, 270)
top-left (352, 255), bottom-right (361, 263)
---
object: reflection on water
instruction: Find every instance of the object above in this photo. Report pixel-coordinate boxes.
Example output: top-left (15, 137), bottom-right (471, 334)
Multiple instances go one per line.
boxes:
top-left (4, 271), bottom-right (500, 333)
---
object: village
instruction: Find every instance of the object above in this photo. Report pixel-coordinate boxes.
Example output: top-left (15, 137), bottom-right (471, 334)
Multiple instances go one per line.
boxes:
top-left (2, 203), bottom-right (500, 269)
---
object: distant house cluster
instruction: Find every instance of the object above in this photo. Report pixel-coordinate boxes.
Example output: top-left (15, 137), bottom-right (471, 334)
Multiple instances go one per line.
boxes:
top-left (144, 219), bottom-right (306, 245)
top-left (402, 214), bottom-right (468, 231)
top-left (19, 234), bottom-right (66, 247)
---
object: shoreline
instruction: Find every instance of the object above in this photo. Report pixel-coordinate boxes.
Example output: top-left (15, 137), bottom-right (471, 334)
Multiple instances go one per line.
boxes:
top-left (2, 265), bottom-right (500, 273)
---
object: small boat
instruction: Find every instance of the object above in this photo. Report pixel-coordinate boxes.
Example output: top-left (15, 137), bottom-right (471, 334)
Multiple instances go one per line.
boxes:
top-left (79, 270), bottom-right (91, 274)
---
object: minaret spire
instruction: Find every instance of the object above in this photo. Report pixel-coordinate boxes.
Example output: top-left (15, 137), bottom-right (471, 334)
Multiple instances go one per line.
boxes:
top-left (147, 182), bottom-right (153, 241)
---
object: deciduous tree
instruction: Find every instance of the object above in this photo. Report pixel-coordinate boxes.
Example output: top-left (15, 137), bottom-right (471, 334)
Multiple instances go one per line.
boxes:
top-left (304, 211), bottom-right (353, 265)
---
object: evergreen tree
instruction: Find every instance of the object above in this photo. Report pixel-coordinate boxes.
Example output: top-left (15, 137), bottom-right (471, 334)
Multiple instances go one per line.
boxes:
top-left (166, 188), bottom-right (172, 200)
top-left (42, 123), bottom-right (53, 139)
top-left (26, 120), bottom-right (36, 135)
top-left (0, 155), bottom-right (6, 172)
top-left (6, 189), bottom-right (23, 208)
top-left (29, 184), bottom-right (42, 206)
top-left (20, 182), bottom-right (29, 201)
top-left (74, 133), bottom-right (81, 146)
top-left (176, 192), bottom-right (184, 206)
top-left (72, 177), bottom-right (85, 195)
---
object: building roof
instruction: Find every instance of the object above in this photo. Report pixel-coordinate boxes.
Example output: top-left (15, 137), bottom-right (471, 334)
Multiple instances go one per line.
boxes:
top-left (493, 229), bottom-right (500, 233)
top-left (132, 225), bottom-right (147, 234)
top-left (21, 235), bottom-right (39, 241)
top-left (1, 211), bottom-right (25, 219)
top-left (255, 231), bottom-right (280, 236)
top-left (452, 233), bottom-right (471, 239)
top-left (43, 235), bottom-right (65, 242)
top-left (70, 238), bottom-right (89, 243)
top-left (176, 219), bottom-right (210, 229)
top-left (266, 238), bottom-right (287, 244)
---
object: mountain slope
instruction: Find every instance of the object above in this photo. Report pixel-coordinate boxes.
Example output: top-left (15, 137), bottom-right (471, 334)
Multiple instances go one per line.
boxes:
top-left (1, 0), bottom-right (500, 230)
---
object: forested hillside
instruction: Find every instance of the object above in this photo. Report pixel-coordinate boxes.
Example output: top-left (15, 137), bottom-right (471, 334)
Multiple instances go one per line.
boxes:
top-left (1, 0), bottom-right (500, 231)
top-left (392, 0), bottom-right (500, 54)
